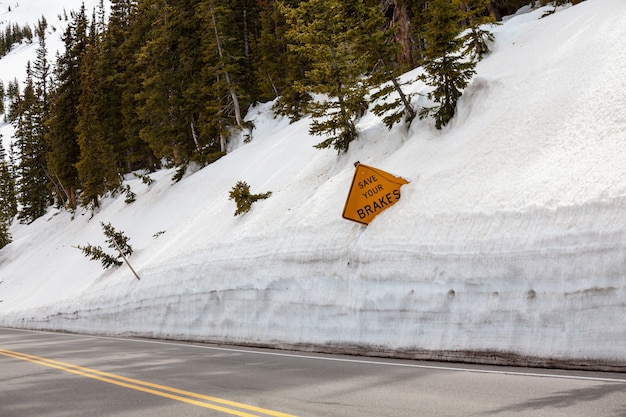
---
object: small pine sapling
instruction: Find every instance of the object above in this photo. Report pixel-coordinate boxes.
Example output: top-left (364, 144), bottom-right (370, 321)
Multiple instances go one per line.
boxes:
top-left (101, 222), bottom-right (133, 258)
top-left (76, 222), bottom-right (140, 280)
top-left (122, 184), bottom-right (136, 204)
top-left (133, 172), bottom-right (155, 186)
top-left (228, 181), bottom-right (272, 216)
top-left (77, 243), bottom-right (122, 269)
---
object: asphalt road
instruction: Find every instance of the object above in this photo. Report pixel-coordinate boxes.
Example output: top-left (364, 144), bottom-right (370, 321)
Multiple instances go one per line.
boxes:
top-left (1, 328), bottom-right (624, 417)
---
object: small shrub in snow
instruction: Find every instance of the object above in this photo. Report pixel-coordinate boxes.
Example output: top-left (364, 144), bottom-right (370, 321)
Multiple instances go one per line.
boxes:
top-left (228, 181), bottom-right (272, 216)
top-left (133, 172), bottom-right (155, 186)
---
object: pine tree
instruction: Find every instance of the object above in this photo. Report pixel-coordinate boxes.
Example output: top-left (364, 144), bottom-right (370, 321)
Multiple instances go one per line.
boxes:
top-left (0, 140), bottom-right (17, 221)
top-left (94, 0), bottom-right (151, 174)
top-left (256, 0), bottom-right (312, 121)
top-left (5, 78), bottom-right (20, 123)
top-left (0, 140), bottom-right (17, 249)
top-left (419, 0), bottom-right (476, 129)
top-left (255, 0), bottom-right (288, 102)
top-left (33, 17), bottom-right (51, 113)
top-left (75, 18), bottom-right (120, 208)
top-left (283, 0), bottom-right (381, 152)
top-left (403, 0), bottom-right (430, 67)
top-left (196, 0), bottom-right (261, 155)
top-left (228, 181), bottom-right (272, 216)
top-left (14, 63), bottom-right (50, 223)
top-left (135, 0), bottom-right (210, 167)
top-left (114, 0), bottom-right (158, 173)
top-left (458, 0), bottom-right (497, 60)
top-left (45, 6), bottom-right (90, 209)
top-left (388, 0), bottom-right (429, 70)
top-left (74, 1), bottom-right (145, 207)
top-left (368, 1), bottom-right (419, 129)
top-left (0, 80), bottom-right (5, 116)
top-left (76, 222), bottom-right (136, 276)
top-left (198, 0), bottom-right (248, 147)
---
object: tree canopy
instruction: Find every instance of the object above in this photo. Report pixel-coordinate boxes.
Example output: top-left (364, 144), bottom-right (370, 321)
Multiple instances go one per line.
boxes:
top-left (3, 0), bottom-right (556, 224)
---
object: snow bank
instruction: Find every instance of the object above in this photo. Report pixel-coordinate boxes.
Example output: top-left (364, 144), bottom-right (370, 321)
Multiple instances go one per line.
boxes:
top-left (0, 0), bottom-right (625, 369)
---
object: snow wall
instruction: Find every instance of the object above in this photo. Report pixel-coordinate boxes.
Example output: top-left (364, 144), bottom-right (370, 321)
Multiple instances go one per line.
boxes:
top-left (0, 1), bottom-right (625, 371)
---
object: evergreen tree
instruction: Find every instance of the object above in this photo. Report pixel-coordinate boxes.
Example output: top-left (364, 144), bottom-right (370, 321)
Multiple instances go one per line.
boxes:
top-left (5, 78), bottom-right (20, 123)
top-left (255, 0), bottom-right (288, 102)
top-left (197, 0), bottom-right (249, 152)
top-left (93, 0), bottom-right (148, 174)
top-left (0, 80), bottom-right (5, 116)
top-left (419, 0), bottom-right (476, 129)
top-left (0, 218), bottom-right (9, 249)
top-left (458, 0), bottom-right (497, 60)
top-left (76, 222), bottom-right (135, 271)
top-left (402, 0), bottom-right (430, 68)
top-left (256, 0), bottom-right (312, 121)
top-left (283, 0), bottom-right (381, 152)
top-left (14, 63), bottom-right (50, 223)
top-left (33, 17), bottom-right (51, 112)
top-left (135, 0), bottom-right (210, 167)
top-left (387, 0), bottom-right (429, 70)
top-left (45, 6), bottom-right (90, 209)
top-left (75, 18), bottom-right (120, 208)
top-left (113, 0), bottom-right (158, 173)
top-left (369, 1), bottom-right (419, 129)
top-left (0, 140), bottom-right (16, 249)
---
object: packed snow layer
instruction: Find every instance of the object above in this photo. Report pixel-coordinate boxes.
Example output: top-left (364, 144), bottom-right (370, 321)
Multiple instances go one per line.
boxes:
top-left (0, 0), bottom-right (625, 367)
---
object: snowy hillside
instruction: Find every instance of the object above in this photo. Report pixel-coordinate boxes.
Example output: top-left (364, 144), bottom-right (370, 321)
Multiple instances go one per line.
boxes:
top-left (0, 0), bottom-right (108, 151)
top-left (0, 0), bottom-right (625, 369)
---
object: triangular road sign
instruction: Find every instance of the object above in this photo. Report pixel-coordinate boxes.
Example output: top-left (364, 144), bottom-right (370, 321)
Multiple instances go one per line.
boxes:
top-left (342, 163), bottom-right (409, 225)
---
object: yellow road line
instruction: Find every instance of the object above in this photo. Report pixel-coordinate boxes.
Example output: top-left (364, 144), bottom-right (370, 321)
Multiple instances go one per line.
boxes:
top-left (0, 349), bottom-right (297, 417)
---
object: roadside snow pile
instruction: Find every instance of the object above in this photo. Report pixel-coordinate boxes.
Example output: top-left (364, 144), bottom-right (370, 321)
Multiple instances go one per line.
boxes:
top-left (0, 0), bottom-right (624, 368)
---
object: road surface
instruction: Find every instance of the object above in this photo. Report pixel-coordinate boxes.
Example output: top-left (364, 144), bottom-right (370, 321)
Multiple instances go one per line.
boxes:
top-left (1, 328), bottom-right (624, 416)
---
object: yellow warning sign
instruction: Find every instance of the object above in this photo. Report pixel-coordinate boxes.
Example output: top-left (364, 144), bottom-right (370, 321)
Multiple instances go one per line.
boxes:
top-left (342, 163), bottom-right (409, 225)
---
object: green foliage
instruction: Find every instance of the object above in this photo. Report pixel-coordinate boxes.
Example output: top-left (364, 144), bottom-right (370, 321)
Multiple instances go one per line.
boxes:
top-left (133, 172), bottom-right (154, 186)
top-left (0, 141), bottom-right (14, 248)
top-left (46, 5), bottom-right (89, 210)
top-left (14, 63), bottom-right (50, 224)
top-left (368, 1), bottom-right (421, 130)
top-left (76, 222), bottom-right (133, 270)
top-left (6, 0), bottom-right (536, 216)
top-left (0, 141), bottom-right (17, 223)
top-left (371, 77), bottom-right (419, 129)
top-left (419, 0), bottom-right (477, 129)
top-left (0, 218), bottom-right (11, 249)
top-left (172, 164), bottom-right (187, 183)
top-left (458, 0), bottom-right (498, 59)
top-left (76, 242), bottom-right (122, 269)
top-left (122, 184), bottom-right (136, 204)
top-left (228, 181), bottom-right (272, 216)
top-left (75, 7), bottom-right (123, 208)
top-left (258, 0), bottom-right (313, 121)
top-left (0, 22), bottom-right (34, 58)
top-left (283, 0), bottom-right (382, 152)
top-left (101, 222), bottom-right (133, 257)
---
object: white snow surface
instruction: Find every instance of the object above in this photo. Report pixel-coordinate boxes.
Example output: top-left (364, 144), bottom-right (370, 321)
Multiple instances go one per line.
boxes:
top-left (0, 0), bottom-right (625, 366)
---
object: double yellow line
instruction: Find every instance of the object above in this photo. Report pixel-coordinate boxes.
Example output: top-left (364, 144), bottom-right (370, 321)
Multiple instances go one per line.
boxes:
top-left (0, 349), bottom-right (297, 417)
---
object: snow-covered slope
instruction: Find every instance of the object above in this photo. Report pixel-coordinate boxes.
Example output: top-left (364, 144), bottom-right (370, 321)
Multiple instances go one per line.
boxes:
top-left (0, 0), bottom-right (624, 369)
top-left (0, 0), bottom-right (108, 150)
